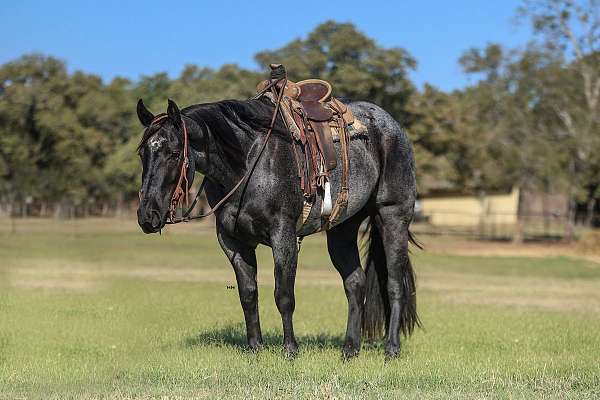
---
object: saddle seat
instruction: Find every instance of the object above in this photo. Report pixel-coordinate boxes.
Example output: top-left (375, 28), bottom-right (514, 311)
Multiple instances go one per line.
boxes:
top-left (255, 78), bottom-right (355, 125)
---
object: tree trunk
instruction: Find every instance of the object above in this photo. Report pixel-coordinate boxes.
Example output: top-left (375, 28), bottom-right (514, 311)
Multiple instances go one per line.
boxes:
top-left (116, 193), bottom-right (125, 217)
top-left (585, 197), bottom-right (597, 227)
top-left (54, 202), bottom-right (63, 219)
top-left (564, 199), bottom-right (576, 243)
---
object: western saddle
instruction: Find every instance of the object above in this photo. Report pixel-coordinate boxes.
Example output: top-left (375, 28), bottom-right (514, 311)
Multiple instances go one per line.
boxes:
top-left (256, 64), bottom-right (361, 228)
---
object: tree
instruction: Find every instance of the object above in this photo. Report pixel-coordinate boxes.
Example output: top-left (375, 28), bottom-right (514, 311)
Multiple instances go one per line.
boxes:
top-left (0, 54), bottom-right (69, 215)
top-left (255, 21), bottom-right (417, 124)
top-left (518, 0), bottom-right (600, 226)
top-left (0, 54), bottom-right (138, 216)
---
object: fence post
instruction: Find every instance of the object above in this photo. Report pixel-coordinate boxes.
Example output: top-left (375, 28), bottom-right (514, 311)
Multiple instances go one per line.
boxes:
top-left (513, 187), bottom-right (524, 244)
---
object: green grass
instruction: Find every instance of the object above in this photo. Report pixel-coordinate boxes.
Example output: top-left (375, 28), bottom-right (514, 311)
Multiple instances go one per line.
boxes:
top-left (1, 220), bottom-right (600, 399)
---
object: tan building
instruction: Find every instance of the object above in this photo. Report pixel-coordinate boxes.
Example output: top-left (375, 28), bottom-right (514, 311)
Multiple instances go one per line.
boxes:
top-left (419, 187), bottom-right (520, 227)
top-left (418, 187), bottom-right (569, 239)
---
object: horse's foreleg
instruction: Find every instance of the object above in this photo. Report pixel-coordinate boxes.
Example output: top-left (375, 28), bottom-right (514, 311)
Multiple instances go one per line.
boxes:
top-left (271, 224), bottom-right (299, 358)
top-left (217, 228), bottom-right (263, 350)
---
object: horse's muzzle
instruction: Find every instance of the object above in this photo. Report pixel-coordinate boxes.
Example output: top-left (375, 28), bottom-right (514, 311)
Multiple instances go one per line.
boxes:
top-left (137, 206), bottom-right (164, 234)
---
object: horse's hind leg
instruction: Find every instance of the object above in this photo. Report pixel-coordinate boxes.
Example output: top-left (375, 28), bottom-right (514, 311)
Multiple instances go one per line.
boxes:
top-left (217, 228), bottom-right (263, 350)
top-left (373, 208), bottom-right (418, 358)
top-left (326, 212), bottom-right (367, 359)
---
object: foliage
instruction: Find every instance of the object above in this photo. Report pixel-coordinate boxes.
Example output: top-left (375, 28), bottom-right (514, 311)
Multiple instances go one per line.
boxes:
top-left (0, 22), bottom-right (418, 216)
top-left (256, 21), bottom-right (417, 123)
top-left (0, 55), bottom-right (137, 215)
top-left (0, 7), bottom-right (598, 220)
top-left (509, 1), bottom-right (599, 227)
top-left (410, 0), bottom-right (599, 207)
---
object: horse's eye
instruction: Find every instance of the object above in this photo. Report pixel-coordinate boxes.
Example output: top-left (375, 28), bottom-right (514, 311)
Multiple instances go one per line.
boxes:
top-left (171, 151), bottom-right (181, 159)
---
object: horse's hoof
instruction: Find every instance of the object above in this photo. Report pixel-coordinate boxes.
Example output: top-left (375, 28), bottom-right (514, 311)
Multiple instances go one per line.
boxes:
top-left (384, 345), bottom-right (400, 360)
top-left (283, 341), bottom-right (299, 359)
top-left (247, 341), bottom-right (264, 352)
top-left (342, 342), bottom-right (360, 360)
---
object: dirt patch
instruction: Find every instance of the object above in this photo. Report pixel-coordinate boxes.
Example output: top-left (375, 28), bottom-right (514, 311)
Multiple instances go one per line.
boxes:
top-left (6, 262), bottom-right (101, 292)
top-left (418, 235), bottom-right (600, 264)
top-left (420, 270), bottom-right (600, 313)
top-left (9, 262), bottom-right (600, 313)
top-left (576, 230), bottom-right (600, 255)
top-left (9, 276), bottom-right (100, 291)
top-left (7, 263), bottom-right (342, 292)
top-left (0, 216), bottom-right (214, 235)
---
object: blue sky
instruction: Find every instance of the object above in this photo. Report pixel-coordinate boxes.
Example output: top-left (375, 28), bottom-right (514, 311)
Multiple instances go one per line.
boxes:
top-left (1, 0), bottom-right (532, 91)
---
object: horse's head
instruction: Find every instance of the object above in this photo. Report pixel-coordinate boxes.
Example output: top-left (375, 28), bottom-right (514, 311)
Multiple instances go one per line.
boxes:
top-left (136, 99), bottom-right (195, 233)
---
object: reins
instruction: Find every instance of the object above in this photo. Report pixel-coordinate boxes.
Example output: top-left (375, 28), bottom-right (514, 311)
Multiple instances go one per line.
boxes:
top-left (159, 77), bottom-right (287, 225)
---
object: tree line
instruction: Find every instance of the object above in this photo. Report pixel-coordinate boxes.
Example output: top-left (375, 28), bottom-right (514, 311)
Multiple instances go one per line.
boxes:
top-left (0, 0), bottom-right (598, 224)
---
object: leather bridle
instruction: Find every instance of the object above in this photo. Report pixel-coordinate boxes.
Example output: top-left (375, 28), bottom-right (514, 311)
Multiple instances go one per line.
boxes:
top-left (142, 76), bottom-right (287, 226)
top-left (143, 113), bottom-right (192, 223)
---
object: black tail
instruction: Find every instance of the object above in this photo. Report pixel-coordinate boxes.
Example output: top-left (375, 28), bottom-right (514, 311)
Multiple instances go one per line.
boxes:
top-left (361, 217), bottom-right (421, 340)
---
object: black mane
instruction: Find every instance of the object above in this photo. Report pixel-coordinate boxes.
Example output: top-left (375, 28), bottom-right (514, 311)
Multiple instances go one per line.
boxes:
top-left (182, 98), bottom-right (286, 172)
top-left (137, 98), bottom-right (289, 168)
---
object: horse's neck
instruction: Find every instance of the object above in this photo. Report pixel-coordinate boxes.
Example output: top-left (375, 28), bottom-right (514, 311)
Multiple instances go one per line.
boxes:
top-left (187, 107), bottom-right (255, 189)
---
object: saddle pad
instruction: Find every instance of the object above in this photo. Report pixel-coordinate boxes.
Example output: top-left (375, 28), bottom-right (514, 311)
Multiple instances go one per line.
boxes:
top-left (260, 92), bottom-right (300, 138)
top-left (330, 120), bottom-right (368, 141)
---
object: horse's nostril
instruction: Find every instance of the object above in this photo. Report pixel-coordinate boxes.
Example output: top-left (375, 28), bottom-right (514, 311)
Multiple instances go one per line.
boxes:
top-left (151, 210), bottom-right (162, 228)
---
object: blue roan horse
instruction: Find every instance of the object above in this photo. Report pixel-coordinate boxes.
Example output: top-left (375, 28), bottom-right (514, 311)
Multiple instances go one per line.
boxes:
top-left (135, 89), bottom-right (420, 359)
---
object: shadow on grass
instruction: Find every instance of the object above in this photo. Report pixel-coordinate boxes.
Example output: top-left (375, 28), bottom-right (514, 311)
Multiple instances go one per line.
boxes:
top-left (184, 323), bottom-right (354, 351)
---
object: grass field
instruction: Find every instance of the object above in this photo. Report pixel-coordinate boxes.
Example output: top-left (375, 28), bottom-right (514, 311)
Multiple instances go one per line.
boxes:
top-left (1, 218), bottom-right (600, 399)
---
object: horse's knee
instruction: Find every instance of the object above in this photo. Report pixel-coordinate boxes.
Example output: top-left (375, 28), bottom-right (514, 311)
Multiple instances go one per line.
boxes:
top-left (274, 288), bottom-right (295, 313)
top-left (239, 284), bottom-right (258, 310)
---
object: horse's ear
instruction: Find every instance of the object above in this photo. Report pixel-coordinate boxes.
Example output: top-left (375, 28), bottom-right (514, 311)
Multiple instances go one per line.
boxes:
top-left (137, 99), bottom-right (154, 127)
top-left (167, 99), bottom-right (181, 127)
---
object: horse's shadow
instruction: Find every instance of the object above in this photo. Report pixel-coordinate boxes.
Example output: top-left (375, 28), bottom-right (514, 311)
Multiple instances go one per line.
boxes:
top-left (184, 323), bottom-right (349, 351)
